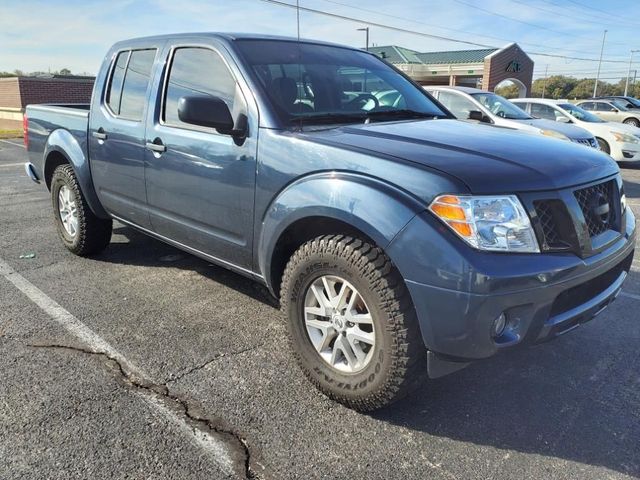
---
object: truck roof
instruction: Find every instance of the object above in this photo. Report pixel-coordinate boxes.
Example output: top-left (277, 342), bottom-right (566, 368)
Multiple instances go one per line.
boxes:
top-left (111, 32), bottom-right (358, 51)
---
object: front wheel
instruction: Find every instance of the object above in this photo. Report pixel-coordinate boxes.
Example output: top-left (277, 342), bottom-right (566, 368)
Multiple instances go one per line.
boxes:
top-left (596, 137), bottom-right (610, 154)
top-left (281, 235), bottom-right (426, 411)
top-left (51, 164), bottom-right (112, 256)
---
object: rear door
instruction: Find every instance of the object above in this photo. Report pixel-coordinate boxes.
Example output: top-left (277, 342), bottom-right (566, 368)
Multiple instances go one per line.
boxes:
top-left (89, 44), bottom-right (161, 228)
top-left (143, 43), bottom-right (258, 270)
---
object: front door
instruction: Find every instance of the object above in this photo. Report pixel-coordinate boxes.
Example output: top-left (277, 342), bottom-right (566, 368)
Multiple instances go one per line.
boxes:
top-left (144, 45), bottom-right (257, 270)
top-left (89, 47), bottom-right (160, 229)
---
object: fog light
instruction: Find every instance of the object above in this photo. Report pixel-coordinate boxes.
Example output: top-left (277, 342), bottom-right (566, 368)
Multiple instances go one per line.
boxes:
top-left (492, 313), bottom-right (507, 338)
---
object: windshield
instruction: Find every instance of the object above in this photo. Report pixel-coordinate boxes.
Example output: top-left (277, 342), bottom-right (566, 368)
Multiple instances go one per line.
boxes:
top-left (626, 97), bottom-right (640, 108)
top-left (611, 100), bottom-right (630, 111)
top-left (558, 103), bottom-right (604, 123)
top-left (471, 92), bottom-right (532, 120)
top-left (234, 40), bottom-right (448, 126)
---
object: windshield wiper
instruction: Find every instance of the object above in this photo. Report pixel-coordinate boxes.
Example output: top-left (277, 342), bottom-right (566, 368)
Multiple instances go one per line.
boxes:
top-left (364, 109), bottom-right (445, 121)
top-left (289, 113), bottom-right (367, 125)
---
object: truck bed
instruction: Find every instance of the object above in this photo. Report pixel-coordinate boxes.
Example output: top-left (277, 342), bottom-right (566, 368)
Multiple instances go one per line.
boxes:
top-left (25, 103), bottom-right (90, 183)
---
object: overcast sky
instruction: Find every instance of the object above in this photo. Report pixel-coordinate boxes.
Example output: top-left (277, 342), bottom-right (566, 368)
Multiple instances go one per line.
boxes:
top-left (2, 0), bottom-right (640, 81)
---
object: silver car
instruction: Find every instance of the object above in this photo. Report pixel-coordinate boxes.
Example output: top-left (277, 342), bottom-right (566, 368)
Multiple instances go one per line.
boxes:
top-left (426, 86), bottom-right (599, 148)
top-left (576, 99), bottom-right (640, 128)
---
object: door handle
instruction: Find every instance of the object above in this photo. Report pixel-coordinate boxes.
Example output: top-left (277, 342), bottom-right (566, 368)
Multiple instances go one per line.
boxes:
top-left (92, 128), bottom-right (108, 141)
top-left (145, 139), bottom-right (166, 153)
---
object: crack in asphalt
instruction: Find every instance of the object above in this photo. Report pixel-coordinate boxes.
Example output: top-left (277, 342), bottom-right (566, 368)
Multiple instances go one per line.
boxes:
top-left (165, 343), bottom-right (265, 385)
top-left (27, 343), bottom-right (260, 479)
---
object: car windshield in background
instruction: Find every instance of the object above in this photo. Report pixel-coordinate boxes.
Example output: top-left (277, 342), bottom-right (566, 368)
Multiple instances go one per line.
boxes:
top-left (471, 92), bottom-right (531, 120)
top-left (559, 103), bottom-right (605, 123)
top-left (611, 100), bottom-right (630, 111)
top-left (234, 39), bottom-right (448, 126)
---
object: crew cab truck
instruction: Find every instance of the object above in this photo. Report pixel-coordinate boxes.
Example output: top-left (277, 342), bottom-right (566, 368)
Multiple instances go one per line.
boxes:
top-left (24, 34), bottom-right (635, 411)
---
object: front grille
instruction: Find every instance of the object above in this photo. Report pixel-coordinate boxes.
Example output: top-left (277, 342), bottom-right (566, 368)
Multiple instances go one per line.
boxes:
top-left (573, 137), bottom-right (599, 149)
top-left (574, 180), bottom-right (617, 237)
top-left (534, 200), bottom-right (562, 248)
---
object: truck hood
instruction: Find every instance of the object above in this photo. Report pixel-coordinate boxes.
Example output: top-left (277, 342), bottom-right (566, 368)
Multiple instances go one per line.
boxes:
top-left (512, 117), bottom-right (593, 139)
top-left (301, 119), bottom-right (618, 194)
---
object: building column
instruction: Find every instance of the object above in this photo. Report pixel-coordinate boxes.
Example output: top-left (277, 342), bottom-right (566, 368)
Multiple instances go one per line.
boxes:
top-left (449, 75), bottom-right (457, 86)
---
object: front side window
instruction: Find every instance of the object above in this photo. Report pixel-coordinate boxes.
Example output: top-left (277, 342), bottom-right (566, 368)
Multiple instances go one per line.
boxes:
top-left (163, 47), bottom-right (239, 128)
top-left (234, 39), bottom-right (447, 126)
top-left (610, 100), bottom-right (629, 111)
top-left (471, 93), bottom-right (531, 120)
top-left (437, 91), bottom-right (478, 120)
top-left (530, 103), bottom-right (557, 121)
top-left (558, 103), bottom-right (604, 123)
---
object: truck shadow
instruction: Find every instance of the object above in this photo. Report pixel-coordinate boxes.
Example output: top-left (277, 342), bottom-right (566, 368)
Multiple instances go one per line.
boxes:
top-left (374, 269), bottom-right (640, 477)
top-left (95, 225), bottom-right (278, 307)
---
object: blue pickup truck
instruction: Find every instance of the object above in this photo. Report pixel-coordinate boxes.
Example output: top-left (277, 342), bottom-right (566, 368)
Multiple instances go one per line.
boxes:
top-left (24, 33), bottom-right (635, 411)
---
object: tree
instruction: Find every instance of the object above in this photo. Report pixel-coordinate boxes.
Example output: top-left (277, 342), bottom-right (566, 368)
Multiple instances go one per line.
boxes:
top-left (495, 83), bottom-right (520, 98)
top-left (58, 68), bottom-right (71, 75)
top-left (531, 75), bottom-right (578, 99)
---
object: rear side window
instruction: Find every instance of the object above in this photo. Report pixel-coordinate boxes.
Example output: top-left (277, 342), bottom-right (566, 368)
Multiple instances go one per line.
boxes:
top-left (106, 51), bottom-right (129, 114)
top-left (106, 48), bottom-right (156, 120)
top-left (163, 47), bottom-right (238, 128)
top-left (530, 103), bottom-right (557, 120)
top-left (437, 91), bottom-right (476, 120)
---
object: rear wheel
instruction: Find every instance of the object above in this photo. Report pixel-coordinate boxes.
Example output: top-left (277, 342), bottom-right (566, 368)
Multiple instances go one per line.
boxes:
top-left (281, 235), bottom-right (426, 411)
top-left (596, 137), bottom-right (610, 154)
top-left (51, 164), bottom-right (112, 256)
top-left (623, 118), bottom-right (640, 127)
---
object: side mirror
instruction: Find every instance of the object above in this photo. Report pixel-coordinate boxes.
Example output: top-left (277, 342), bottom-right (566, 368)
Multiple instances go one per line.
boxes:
top-left (468, 110), bottom-right (490, 123)
top-left (557, 116), bottom-right (571, 123)
top-left (178, 96), bottom-right (245, 137)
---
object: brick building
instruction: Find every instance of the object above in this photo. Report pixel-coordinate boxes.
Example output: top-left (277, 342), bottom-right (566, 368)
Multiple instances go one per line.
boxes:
top-left (0, 75), bottom-right (94, 130)
top-left (368, 43), bottom-right (534, 97)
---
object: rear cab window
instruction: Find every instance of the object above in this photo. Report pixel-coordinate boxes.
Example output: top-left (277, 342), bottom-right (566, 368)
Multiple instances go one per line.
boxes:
top-left (105, 48), bottom-right (157, 121)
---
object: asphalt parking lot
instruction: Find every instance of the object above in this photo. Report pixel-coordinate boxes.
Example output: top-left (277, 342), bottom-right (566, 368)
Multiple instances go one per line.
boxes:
top-left (1, 137), bottom-right (639, 480)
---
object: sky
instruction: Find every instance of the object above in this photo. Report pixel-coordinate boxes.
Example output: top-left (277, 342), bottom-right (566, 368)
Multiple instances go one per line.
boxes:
top-left (2, 0), bottom-right (640, 82)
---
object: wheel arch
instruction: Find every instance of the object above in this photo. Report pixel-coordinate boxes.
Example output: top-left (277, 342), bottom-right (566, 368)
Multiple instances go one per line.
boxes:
top-left (43, 129), bottom-right (109, 219)
top-left (258, 172), bottom-right (425, 296)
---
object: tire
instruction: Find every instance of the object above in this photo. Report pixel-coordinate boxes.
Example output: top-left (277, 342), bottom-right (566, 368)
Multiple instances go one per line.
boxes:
top-left (623, 118), bottom-right (640, 127)
top-left (51, 164), bottom-right (112, 256)
top-left (596, 137), bottom-right (610, 154)
top-left (281, 235), bottom-right (426, 411)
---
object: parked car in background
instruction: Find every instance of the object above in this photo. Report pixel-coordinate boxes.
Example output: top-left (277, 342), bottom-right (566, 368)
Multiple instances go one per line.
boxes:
top-left (512, 98), bottom-right (640, 162)
top-left (426, 86), bottom-right (598, 148)
top-left (24, 33), bottom-right (635, 411)
top-left (577, 99), bottom-right (640, 127)
top-left (594, 96), bottom-right (640, 110)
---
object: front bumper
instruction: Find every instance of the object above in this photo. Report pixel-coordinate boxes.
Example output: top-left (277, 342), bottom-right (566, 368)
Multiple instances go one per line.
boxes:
top-left (611, 142), bottom-right (640, 162)
top-left (387, 208), bottom-right (636, 362)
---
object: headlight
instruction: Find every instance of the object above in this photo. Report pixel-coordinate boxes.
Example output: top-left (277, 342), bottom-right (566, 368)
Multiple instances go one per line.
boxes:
top-left (621, 193), bottom-right (627, 213)
top-left (429, 195), bottom-right (540, 253)
top-left (540, 129), bottom-right (570, 141)
top-left (612, 131), bottom-right (640, 144)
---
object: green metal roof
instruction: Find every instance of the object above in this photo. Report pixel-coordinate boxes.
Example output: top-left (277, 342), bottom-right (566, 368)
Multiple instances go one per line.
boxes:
top-left (417, 48), bottom-right (498, 64)
top-left (369, 46), bottom-right (498, 65)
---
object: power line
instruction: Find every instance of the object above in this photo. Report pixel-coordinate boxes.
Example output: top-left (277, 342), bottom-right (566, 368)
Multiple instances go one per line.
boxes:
top-left (561, 0), bottom-right (640, 26)
top-left (318, 0), bottom-right (625, 57)
top-left (259, 0), bottom-right (632, 64)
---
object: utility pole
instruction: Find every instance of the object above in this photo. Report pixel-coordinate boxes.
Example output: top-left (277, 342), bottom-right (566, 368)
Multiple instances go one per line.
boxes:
top-left (593, 29), bottom-right (607, 98)
top-left (625, 50), bottom-right (639, 96)
top-left (357, 27), bottom-right (369, 51)
top-left (542, 64), bottom-right (549, 98)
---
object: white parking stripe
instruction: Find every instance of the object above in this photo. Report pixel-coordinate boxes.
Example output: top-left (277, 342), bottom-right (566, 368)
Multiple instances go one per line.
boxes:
top-left (0, 139), bottom-right (24, 148)
top-left (0, 162), bottom-right (26, 168)
top-left (0, 258), bottom-right (238, 477)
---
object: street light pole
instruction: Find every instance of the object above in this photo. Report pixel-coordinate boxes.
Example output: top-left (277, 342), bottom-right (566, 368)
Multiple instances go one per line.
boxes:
top-left (624, 50), bottom-right (639, 97)
top-left (593, 29), bottom-right (607, 98)
top-left (542, 64), bottom-right (549, 99)
top-left (357, 27), bottom-right (369, 51)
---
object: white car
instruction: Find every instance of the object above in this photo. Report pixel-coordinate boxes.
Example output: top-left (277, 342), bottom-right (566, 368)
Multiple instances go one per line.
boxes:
top-left (512, 98), bottom-right (640, 162)
top-left (425, 86), bottom-right (599, 149)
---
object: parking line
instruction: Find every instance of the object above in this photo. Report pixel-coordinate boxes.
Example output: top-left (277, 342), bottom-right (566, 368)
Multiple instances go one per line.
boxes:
top-left (0, 257), bottom-right (238, 477)
top-left (0, 139), bottom-right (24, 148)
top-left (0, 162), bottom-right (26, 168)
